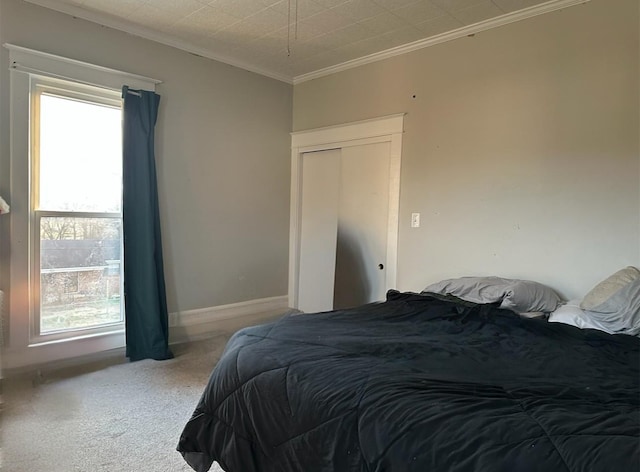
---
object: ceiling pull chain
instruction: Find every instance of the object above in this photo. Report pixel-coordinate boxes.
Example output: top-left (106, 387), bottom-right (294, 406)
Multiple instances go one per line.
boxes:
top-left (287, 0), bottom-right (298, 57)
top-left (287, 0), bottom-right (291, 57)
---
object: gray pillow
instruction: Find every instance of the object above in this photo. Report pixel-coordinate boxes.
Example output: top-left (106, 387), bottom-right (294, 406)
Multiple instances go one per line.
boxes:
top-left (580, 266), bottom-right (640, 312)
top-left (423, 276), bottom-right (561, 314)
top-left (582, 278), bottom-right (640, 336)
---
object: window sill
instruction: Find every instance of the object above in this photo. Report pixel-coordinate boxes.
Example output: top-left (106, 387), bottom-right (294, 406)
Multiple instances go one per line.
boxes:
top-left (4, 329), bottom-right (126, 372)
top-left (29, 326), bottom-right (125, 348)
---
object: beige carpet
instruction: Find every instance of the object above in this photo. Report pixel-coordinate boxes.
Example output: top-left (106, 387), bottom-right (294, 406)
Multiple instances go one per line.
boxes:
top-left (1, 336), bottom-right (232, 472)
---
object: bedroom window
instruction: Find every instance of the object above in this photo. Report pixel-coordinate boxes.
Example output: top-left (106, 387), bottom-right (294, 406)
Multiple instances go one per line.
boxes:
top-left (31, 78), bottom-right (124, 341)
top-left (7, 44), bottom-right (160, 367)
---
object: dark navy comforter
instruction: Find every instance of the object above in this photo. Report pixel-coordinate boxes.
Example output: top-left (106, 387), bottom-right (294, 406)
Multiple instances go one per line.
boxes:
top-left (177, 291), bottom-right (640, 472)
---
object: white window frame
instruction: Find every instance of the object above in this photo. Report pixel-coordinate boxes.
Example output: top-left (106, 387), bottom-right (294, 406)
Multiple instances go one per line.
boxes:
top-left (4, 44), bottom-right (160, 370)
top-left (31, 78), bottom-right (125, 344)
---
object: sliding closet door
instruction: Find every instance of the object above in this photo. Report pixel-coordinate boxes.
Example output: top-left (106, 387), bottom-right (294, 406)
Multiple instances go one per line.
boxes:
top-left (334, 142), bottom-right (390, 309)
top-left (297, 149), bottom-right (341, 313)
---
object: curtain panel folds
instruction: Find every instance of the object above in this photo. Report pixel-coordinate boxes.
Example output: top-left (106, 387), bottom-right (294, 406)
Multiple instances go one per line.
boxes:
top-left (121, 86), bottom-right (173, 361)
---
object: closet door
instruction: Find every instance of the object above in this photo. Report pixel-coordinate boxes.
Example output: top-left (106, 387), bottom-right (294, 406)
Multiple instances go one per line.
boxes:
top-left (334, 142), bottom-right (390, 309)
top-left (297, 149), bottom-right (341, 313)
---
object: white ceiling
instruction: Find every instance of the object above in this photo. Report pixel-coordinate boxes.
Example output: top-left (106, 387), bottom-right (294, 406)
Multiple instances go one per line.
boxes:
top-left (26, 0), bottom-right (585, 83)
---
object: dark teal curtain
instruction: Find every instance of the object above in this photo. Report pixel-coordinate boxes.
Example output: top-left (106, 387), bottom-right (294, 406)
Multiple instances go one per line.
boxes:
top-left (122, 86), bottom-right (173, 361)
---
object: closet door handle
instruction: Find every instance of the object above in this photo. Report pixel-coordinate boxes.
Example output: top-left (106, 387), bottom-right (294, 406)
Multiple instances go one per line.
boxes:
top-left (378, 263), bottom-right (384, 270)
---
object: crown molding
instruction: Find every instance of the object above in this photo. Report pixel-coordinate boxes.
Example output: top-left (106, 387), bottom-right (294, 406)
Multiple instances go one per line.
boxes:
top-left (292, 0), bottom-right (590, 84)
top-left (23, 0), bottom-right (294, 84)
top-left (24, 0), bottom-right (589, 86)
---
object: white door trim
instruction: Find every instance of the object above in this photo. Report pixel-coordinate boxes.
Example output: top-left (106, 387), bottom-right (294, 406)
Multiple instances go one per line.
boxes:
top-left (289, 114), bottom-right (405, 309)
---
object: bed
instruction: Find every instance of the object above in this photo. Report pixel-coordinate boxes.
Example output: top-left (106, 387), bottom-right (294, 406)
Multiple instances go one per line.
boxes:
top-left (177, 275), bottom-right (640, 472)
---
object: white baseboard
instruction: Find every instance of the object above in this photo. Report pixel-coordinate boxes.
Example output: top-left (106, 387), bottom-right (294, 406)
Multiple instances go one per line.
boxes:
top-left (168, 295), bottom-right (289, 344)
top-left (169, 295), bottom-right (288, 327)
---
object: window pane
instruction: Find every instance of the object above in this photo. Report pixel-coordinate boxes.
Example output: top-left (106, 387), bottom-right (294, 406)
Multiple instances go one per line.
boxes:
top-left (40, 217), bottom-right (123, 333)
top-left (38, 93), bottom-right (122, 212)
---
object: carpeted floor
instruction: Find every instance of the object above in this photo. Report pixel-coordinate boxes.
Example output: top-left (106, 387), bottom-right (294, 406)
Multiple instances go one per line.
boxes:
top-left (1, 335), bottom-right (232, 472)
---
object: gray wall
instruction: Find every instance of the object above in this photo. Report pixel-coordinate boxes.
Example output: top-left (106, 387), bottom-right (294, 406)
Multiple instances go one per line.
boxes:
top-left (293, 0), bottom-right (640, 300)
top-left (1, 0), bottom-right (638, 315)
top-left (0, 0), bottom-right (293, 313)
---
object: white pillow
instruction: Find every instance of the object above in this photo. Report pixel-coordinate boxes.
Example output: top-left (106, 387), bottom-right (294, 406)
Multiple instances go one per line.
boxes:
top-left (549, 300), bottom-right (610, 332)
top-left (581, 266), bottom-right (640, 312)
top-left (423, 276), bottom-right (561, 314)
top-left (550, 283), bottom-right (640, 336)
